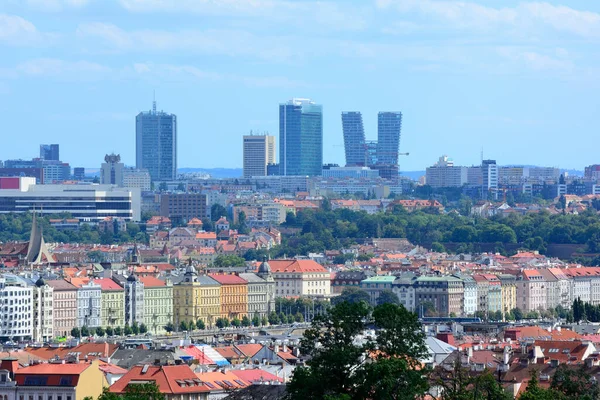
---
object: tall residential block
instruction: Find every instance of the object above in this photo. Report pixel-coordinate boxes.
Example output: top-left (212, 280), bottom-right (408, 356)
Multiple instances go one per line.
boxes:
top-left (377, 112), bottom-right (402, 166)
top-left (101, 153), bottom-right (124, 185)
top-left (243, 134), bottom-right (275, 178)
top-left (279, 98), bottom-right (323, 176)
top-left (136, 100), bottom-right (177, 182)
top-left (39, 144), bottom-right (59, 161)
top-left (341, 112), bottom-right (367, 166)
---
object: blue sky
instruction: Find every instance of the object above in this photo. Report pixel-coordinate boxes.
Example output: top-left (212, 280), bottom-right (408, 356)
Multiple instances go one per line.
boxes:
top-left (1, 0), bottom-right (599, 171)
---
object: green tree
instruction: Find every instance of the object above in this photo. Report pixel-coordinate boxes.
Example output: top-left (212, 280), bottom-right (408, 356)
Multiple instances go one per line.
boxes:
top-left (268, 311), bottom-right (280, 325)
top-left (95, 327), bottom-right (105, 337)
top-left (512, 307), bottom-right (524, 321)
top-left (287, 302), bottom-right (429, 400)
top-left (213, 254), bottom-right (246, 268)
top-left (377, 289), bottom-right (400, 306)
top-left (211, 204), bottom-right (228, 222)
top-left (114, 326), bottom-right (122, 336)
top-left (164, 322), bottom-right (174, 333)
top-left (331, 288), bottom-right (371, 305)
top-left (196, 319), bottom-right (206, 330)
top-left (550, 364), bottom-right (600, 399)
top-left (520, 370), bottom-right (555, 400)
top-left (252, 312), bottom-right (260, 326)
top-left (105, 326), bottom-right (114, 336)
top-left (81, 326), bottom-right (90, 336)
top-left (71, 327), bottom-right (80, 337)
top-left (123, 324), bottom-right (133, 335)
top-left (231, 318), bottom-right (241, 327)
top-left (179, 321), bottom-right (189, 331)
top-left (261, 316), bottom-right (268, 326)
top-left (139, 323), bottom-right (148, 334)
top-left (131, 321), bottom-right (139, 335)
top-left (241, 316), bottom-right (251, 327)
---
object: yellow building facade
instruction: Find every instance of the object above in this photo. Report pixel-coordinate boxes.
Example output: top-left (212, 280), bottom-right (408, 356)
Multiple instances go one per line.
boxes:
top-left (95, 278), bottom-right (125, 329)
top-left (173, 267), bottom-right (223, 328)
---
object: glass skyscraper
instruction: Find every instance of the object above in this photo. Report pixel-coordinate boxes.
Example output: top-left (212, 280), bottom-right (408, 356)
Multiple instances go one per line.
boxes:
top-left (279, 98), bottom-right (323, 176)
top-left (39, 144), bottom-right (59, 161)
top-left (136, 101), bottom-right (177, 182)
top-left (377, 112), bottom-right (402, 166)
top-left (341, 112), bottom-right (367, 166)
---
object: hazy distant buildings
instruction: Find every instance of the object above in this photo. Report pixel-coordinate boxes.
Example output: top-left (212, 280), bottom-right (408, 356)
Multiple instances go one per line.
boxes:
top-left (482, 159), bottom-right (498, 196)
top-left (341, 112), bottom-right (367, 166)
top-left (279, 98), bottom-right (323, 176)
top-left (73, 167), bottom-right (85, 181)
top-left (243, 134), bottom-right (275, 178)
top-left (426, 156), bottom-right (467, 188)
top-left (39, 144), bottom-right (59, 161)
top-left (136, 101), bottom-right (177, 182)
top-left (123, 168), bottom-right (151, 191)
top-left (101, 153), bottom-right (124, 185)
top-left (160, 193), bottom-right (208, 223)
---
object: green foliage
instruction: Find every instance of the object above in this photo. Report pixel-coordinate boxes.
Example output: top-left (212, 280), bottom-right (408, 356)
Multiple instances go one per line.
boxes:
top-left (252, 312), bottom-right (260, 327)
top-left (105, 326), bottom-right (114, 336)
top-left (435, 360), bottom-right (512, 400)
top-left (332, 288), bottom-right (371, 306)
top-left (96, 382), bottom-right (162, 400)
top-left (0, 213), bottom-right (146, 245)
top-left (287, 302), bottom-right (429, 400)
top-left (268, 311), bottom-right (280, 325)
top-left (231, 318), bottom-right (241, 327)
top-left (261, 316), bottom-right (268, 326)
top-left (164, 322), bottom-right (174, 333)
top-left (123, 324), bottom-right (133, 335)
top-left (512, 307), bottom-right (524, 321)
top-left (215, 317), bottom-right (230, 328)
top-left (139, 323), bottom-right (148, 334)
top-left (270, 206), bottom-right (600, 258)
top-left (95, 327), bottom-right (105, 337)
top-left (241, 316), bottom-right (251, 327)
top-left (71, 327), bottom-right (80, 337)
top-left (114, 326), bottom-right (122, 336)
top-left (81, 326), bottom-right (90, 336)
top-left (196, 319), bottom-right (205, 330)
top-left (211, 204), bottom-right (228, 222)
top-left (131, 321), bottom-right (139, 335)
top-left (377, 289), bottom-right (400, 306)
top-left (213, 254), bottom-right (246, 268)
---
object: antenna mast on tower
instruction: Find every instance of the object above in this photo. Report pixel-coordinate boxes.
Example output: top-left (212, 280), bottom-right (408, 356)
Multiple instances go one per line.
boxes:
top-left (152, 90), bottom-right (157, 114)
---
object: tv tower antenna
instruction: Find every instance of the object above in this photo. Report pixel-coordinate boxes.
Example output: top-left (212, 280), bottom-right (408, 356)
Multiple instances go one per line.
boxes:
top-left (152, 90), bottom-right (157, 114)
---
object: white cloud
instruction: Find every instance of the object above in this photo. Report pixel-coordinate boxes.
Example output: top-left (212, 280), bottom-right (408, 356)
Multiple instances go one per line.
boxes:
top-left (118, 0), bottom-right (367, 32)
top-left (76, 22), bottom-right (294, 61)
top-left (0, 14), bottom-right (46, 45)
top-left (496, 47), bottom-right (575, 72)
top-left (378, 0), bottom-right (600, 38)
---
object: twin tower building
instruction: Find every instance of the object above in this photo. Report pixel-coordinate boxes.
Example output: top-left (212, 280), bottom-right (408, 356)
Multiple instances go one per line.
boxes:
top-left (244, 98), bottom-right (403, 179)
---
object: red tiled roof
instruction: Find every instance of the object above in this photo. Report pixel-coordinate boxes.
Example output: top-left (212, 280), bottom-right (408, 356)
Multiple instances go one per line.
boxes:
top-left (110, 365), bottom-right (209, 394)
top-left (231, 369), bottom-right (283, 383)
top-left (94, 278), bottom-right (123, 291)
top-left (196, 232), bottom-right (217, 240)
top-left (138, 276), bottom-right (167, 287)
top-left (196, 371), bottom-right (249, 390)
top-left (235, 344), bottom-right (263, 357)
top-left (15, 362), bottom-right (90, 386)
top-left (24, 343), bottom-right (118, 361)
top-left (268, 259), bottom-right (327, 273)
top-left (209, 274), bottom-right (247, 285)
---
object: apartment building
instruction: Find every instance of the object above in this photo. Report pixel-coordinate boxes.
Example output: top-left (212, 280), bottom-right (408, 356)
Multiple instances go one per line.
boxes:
top-left (414, 276), bottom-right (464, 317)
top-left (46, 279), bottom-right (77, 338)
top-left (139, 276), bottom-right (173, 334)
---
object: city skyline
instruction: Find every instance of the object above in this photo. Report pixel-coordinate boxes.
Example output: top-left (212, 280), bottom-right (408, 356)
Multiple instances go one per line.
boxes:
top-left (1, 1), bottom-right (599, 170)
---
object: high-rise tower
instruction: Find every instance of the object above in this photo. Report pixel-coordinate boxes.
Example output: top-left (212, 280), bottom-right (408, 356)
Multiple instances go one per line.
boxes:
top-left (135, 100), bottom-right (177, 182)
top-left (279, 98), bottom-right (323, 176)
top-left (376, 112), bottom-right (402, 166)
top-left (341, 112), bottom-right (367, 167)
top-left (243, 133), bottom-right (276, 178)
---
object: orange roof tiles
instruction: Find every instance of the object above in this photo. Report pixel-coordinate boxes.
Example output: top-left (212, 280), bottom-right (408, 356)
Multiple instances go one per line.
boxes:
top-left (268, 259), bottom-right (328, 273)
top-left (110, 365), bottom-right (209, 395)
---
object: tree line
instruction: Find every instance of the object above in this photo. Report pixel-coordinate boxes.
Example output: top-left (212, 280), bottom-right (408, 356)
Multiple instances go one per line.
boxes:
top-left (270, 202), bottom-right (600, 260)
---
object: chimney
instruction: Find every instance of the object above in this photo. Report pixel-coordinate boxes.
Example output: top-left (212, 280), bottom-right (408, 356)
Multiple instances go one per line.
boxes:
top-left (0, 358), bottom-right (19, 378)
